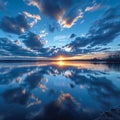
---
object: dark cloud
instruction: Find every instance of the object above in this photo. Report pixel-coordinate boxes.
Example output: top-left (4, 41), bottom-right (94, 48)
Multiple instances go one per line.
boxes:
top-left (25, 0), bottom-right (84, 28)
top-left (20, 32), bottom-right (53, 56)
top-left (69, 33), bottom-right (76, 39)
top-left (0, 0), bottom-right (7, 10)
top-left (0, 14), bottom-right (30, 35)
top-left (0, 65), bottom-right (35, 85)
top-left (24, 71), bottom-right (44, 89)
top-left (0, 37), bottom-right (36, 56)
top-left (2, 87), bottom-right (30, 105)
top-left (46, 47), bottom-right (69, 57)
top-left (66, 6), bottom-right (120, 54)
top-left (0, 12), bottom-right (40, 35)
top-left (22, 32), bottom-right (45, 50)
top-left (33, 93), bottom-right (92, 120)
top-left (48, 24), bottom-right (56, 32)
top-left (0, 35), bottom-right (53, 57)
top-left (48, 24), bottom-right (58, 32)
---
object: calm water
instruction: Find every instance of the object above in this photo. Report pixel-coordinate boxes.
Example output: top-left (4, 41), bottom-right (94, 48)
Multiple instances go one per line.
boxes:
top-left (0, 61), bottom-right (120, 120)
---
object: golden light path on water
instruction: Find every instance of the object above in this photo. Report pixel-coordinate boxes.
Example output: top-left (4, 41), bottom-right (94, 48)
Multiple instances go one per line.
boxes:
top-left (0, 60), bottom-right (111, 71)
top-left (53, 61), bottom-right (110, 70)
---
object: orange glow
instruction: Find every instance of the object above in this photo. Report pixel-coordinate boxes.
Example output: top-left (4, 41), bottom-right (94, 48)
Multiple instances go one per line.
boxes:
top-left (58, 56), bottom-right (65, 61)
top-left (0, 61), bottom-right (110, 71)
top-left (53, 61), bottom-right (109, 71)
top-left (59, 61), bottom-right (64, 66)
top-left (54, 52), bottom-right (109, 61)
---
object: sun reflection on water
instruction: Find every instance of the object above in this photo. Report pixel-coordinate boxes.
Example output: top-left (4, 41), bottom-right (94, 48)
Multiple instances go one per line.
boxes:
top-left (53, 61), bottom-right (110, 71)
top-left (58, 61), bottom-right (64, 66)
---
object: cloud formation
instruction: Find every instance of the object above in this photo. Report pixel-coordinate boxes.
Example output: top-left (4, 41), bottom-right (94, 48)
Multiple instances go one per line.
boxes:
top-left (0, 12), bottom-right (40, 35)
top-left (24, 0), bottom-right (84, 28)
top-left (0, 14), bottom-right (30, 34)
top-left (0, 37), bottom-right (36, 56)
top-left (33, 93), bottom-right (91, 120)
top-left (23, 11), bottom-right (41, 27)
top-left (22, 32), bottom-right (45, 50)
top-left (66, 6), bottom-right (120, 54)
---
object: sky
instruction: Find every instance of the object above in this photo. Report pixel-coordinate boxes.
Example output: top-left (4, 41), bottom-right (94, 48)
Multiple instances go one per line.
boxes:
top-left (0, 0), bottom-right (120, 58)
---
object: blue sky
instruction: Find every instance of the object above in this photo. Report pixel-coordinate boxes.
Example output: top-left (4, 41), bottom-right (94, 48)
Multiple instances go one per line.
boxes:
top-left (0, 0), bottom-right (120, 57)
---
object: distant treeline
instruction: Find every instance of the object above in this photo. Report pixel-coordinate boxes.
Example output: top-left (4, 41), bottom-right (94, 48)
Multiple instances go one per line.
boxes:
top-left (91, 52), bottom-right (120, 62)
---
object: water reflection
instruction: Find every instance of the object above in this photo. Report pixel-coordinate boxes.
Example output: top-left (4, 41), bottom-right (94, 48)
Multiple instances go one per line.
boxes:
top-left (0, 61), bottom-right (120, 120)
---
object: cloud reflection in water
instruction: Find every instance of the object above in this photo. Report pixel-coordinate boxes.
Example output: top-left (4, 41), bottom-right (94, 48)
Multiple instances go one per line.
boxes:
top-left (0, 61), bottom-right (120, 120)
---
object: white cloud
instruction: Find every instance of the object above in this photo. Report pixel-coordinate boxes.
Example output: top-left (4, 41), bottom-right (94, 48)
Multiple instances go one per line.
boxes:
top-left (85, 4), bottom-right (100, 12)
top-left (59, 10), bottom-right (83, 28)
top-left (39, 30), bottom-right (48, 38)
top-left (54, 35), bottom-right (68, 41)
top-left (23, 11), bottom-right (41, 27)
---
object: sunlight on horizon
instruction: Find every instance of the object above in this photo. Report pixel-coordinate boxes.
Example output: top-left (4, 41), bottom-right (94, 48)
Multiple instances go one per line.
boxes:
top-left (57, 56), bottom-right (65, 61)
top-left (54, 61), bottom-right (110, 71)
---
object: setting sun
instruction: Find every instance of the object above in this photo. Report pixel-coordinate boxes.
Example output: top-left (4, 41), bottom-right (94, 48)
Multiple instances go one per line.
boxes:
top-left (58, 56), bottom-right (64, 61)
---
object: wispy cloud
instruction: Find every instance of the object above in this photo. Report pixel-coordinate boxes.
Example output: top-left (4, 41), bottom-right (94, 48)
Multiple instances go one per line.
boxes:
top-left (54, 35), bottom-right (68, 41)
top-left (85, 4), bottom-right (101, 12)
top-left (23, 11), bottom-right (41, 27)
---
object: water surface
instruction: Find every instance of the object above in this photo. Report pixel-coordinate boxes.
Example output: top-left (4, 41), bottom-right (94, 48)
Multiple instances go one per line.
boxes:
top-left (0, 61), bottom-right (120, 120)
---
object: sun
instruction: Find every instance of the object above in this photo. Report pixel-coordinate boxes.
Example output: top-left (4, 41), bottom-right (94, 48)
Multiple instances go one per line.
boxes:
top-left (56, 56), bottom-right (65, 66)
top-left (58, 56), bottom-right (64, 61)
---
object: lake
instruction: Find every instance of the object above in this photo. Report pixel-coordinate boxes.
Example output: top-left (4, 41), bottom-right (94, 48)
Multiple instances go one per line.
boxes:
top-left (0, 61), bottom-right (120, 120)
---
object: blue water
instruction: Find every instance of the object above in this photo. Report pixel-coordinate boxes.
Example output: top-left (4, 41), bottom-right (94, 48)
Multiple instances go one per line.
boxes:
top-left (0, 62), bottom-right (120, 120)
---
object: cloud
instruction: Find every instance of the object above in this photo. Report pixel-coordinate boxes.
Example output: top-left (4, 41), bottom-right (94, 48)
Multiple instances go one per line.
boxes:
top-left (26, 0), bottom-right (64, 19)
top-left (15, 40), bottom-right (21, 45)
top-left (33, 93), bottom-right (91, 120)
top-left (23, 11), bottom-right (40, 20)
top-left (48, 24), bottom-right (56, 32)
top-left (2, 87), bottom-right (30, 105)
top-left (59, 9), bottom-right (83, 28)
top-left (0, 37), bottom-right (36, 56)
top-left (0, 13), bottom-right (30, 34)
top-left (0, 0), bottom-right (7, 10)
top-left (22, 32), bottom-right (46, 50)
top-left (23, 11), bottom-right (41, 27)
top-left (66, 68), bottom-right (120, 107)
top-left (54, 35), bottom-right (68, 41)
top-left (48, 23), bottom-right (61, 33)
top-left (24, 0), bottom-right (84, 28)
top-left (85, 4), bottom-right (100, 12)
top-left (69, 33), bottom-right (76, 39)
top-left (0, 12), bottom-right (40, 35)
top-left (39, 30), bottom-right (48, 38)
top-left (66, 6), bottom-right (120, 54)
